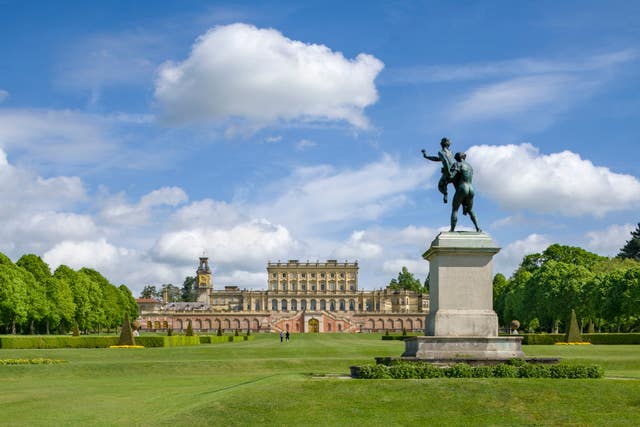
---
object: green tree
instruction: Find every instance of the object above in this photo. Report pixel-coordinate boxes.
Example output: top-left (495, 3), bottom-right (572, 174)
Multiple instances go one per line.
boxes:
top-left (161, 284), bottom-right (181, 302)
top-left (388, 267), bottom-right (423, 293)
top-left (181, 276), bottom-right (197, 302)
top-left (0, 261), bottom-right (29, 334)
top-left (617, 223), bottom-right (640, 261)
top-left (48, 275), bottom-right (76, 334)
top-left (119, 285), bottom-right (139, 322)
top-left (492, 273), bottom-right (508, 325)
top-left (140, 285), bottom-right (159, 299)
top-left (17, 255), bottom-right (53, 334)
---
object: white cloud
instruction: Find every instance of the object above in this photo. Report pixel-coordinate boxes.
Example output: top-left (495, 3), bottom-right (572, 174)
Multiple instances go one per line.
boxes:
top-left (155, 23), bottom-right (384, 130)
top-left (0, 90), bottom-right (8, 103)
top-left (258, 155), bottom-right (434, 230)
top-left (334, 230), bottom-right (383, 259)
top-left (44, 238), bottom-right (131, 272)
top-left (151, 219), bottom-right (299, 272)
top-left (264, 135), bottom-right (282, 143)
top-left (296, 139), bottom-right (317, 150)
top-left (99, 186), bottom-right (188, 226)
top-left (451, 75), bottom-right (577, 121)
top-left (385, 49), bottom-right (637, 84)
top-left (382, 258), bottom-right (429, 277)
top-left (585, 223), bottom-right (635, 256)
top-left (494, 234), bottom-right (552, 277)
top-left (468, 143), bottom-right (640, 217)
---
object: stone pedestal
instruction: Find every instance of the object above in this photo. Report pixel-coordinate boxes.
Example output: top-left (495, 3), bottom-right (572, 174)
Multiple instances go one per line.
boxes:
top-left (403, 231), bottom-right (523, 360)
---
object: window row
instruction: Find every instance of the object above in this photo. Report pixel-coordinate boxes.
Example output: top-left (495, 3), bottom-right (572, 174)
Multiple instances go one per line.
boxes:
top-left (270, 299), bottom-right (357, 312)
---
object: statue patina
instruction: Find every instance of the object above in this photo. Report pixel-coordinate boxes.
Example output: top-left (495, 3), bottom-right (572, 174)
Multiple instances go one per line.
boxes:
top-left (421, 137), bottom-right (453, 204)
top-left (421, 138), bottom-right (481, 232)
top-left (449, 151), bottom-right (481, 232)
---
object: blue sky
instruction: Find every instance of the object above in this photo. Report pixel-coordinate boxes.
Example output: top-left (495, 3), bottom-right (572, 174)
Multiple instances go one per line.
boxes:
top-left (1, 1), bottom-right (639, 295)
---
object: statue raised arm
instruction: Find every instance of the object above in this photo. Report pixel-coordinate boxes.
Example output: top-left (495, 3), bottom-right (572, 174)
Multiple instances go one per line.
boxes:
top-left (422, 137), bottom-right (454, 204)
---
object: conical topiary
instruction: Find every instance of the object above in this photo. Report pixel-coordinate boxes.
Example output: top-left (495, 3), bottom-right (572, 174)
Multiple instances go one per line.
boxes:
top-left (587, 320), bottom-right (595, 334)
top-left (118, 312), bottom-right (136, 346)
top-left (565, 309), bottom-right (582, 343)
top-left (216, 325), bottom-right (222, 336)
top-left (185, 320), bottom-right (194, 336)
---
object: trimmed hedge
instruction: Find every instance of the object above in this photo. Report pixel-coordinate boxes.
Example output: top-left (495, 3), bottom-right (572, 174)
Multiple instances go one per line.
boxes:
top-left (357, 361), bottom-right (604, 379)
top-left (519, 333), bottom-right (640, 345)
top-left (584, 333), bottom-right (640, 345)
top-left (0, 335), bottom-right (202, 349)
top-left (199, 335), bottom-right (255, 344)
top-left (136, 336), bottom-right (200, 347)
top-left (0, 336), bottom-right (119, 349)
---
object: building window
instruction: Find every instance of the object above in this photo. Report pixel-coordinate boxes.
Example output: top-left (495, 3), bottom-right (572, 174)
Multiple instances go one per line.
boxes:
top-left (331, 273), bottom-right (335, 278)
top-left (330, 300), bottom-right (336, 311)
top-left (349, 300), bottom-right (355, 311)
top-left (321, 284), bottom-right (325, 291)
top-left (272, 299), bottom-right (278, 311)
top-left (340, 285), bottom-right (345, 291)
top-left (272, 273), bottom-right (276, 278)
top-left (330, 283), bottom-right (335, 291)
top-left (302, 273), bottom-right (306, 278)
top-left (340, 273), bottom-right (345, 278)
top-left (350, 285), bottom-right (355, 291)
top-left (255, 302), bottom-right (261, 311)
top-left (281, 299), bottom-right (288, 311)
top-left (312, 285), bottom-right (316, 291)
top-left (282, 273), bottom-right (286, 278)
top-left (339, 300), bottom-right (345, 311)
top-left (311, 273), bottom-right (315, 278)
top-left (320, 300), bottom-right (327, 310)
top-left (310, 299), bottom-right (317, 310)
top-left (321, 273), bottom-right (325, 278)
top-left (291, 299), bottom-right (297, 310)
top-left (301, 300), bottom-right (307, 310)
top-left (302, 284), bottom-right (306, 291)
top-left (282, 284), bottom-right (287, 291)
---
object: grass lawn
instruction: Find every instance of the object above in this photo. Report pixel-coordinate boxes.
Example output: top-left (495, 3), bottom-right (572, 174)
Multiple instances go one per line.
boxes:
top-left (1, 333), bottom-right (639, 426)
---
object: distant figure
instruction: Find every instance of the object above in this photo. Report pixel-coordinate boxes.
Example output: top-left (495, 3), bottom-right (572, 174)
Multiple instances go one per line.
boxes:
top-left (285, 331), bottom-right (290, 342)
top-left (280, 331), bottom-right (284, 342)
top-left (422, 138), bottom-right (454, 204)
top-left (133, 329), bottom-right (140, 337)
top-left (449, 152), bottom-right (481, 232)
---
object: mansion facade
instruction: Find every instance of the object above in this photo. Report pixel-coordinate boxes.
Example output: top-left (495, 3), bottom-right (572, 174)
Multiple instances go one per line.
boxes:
top-left (137, 257), bottom-right (429, 334)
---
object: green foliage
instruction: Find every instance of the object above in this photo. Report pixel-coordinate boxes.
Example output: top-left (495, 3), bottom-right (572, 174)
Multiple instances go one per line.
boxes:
top-left (136, 336), bottom-right (200, 347)
top-left (216, 325), bottom-right (222, 336)
top-left (356, 360), bottom-right (604, 379)
top-left (0, 263), bottom-right (29, 334)
top-left (617, 223), bottom-right (640, 261)
top-left (0, 335), bottom-right (119, 348)
top-left (118, 312), bottom-right (136, 346)
top-left (446, 363), bottom-right (474, 378)
top-left (161, 284), bottom-right (182, 302)
top-left (181, 276), bottom-right (197, 302)
top-left (185, 320), bottom-right (194, 336)
top-left (140, 285), bottom-right (160, 299)
top-left (0, 358), bottom-right (67, 365)
top-left (234, 328), bottom-right (239, 336)
top-left (584, 333), bottom-right (640, 344)
top-left (497, 243), bottom-right (640, 333)
top-left (388, 266), bottom-right (426, 293)
top-left (565, 309), bottom-right (582, 343)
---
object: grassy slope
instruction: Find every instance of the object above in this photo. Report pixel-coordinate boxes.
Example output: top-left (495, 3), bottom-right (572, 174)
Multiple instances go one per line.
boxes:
top-left (0, 334), bottom-right (639, 426)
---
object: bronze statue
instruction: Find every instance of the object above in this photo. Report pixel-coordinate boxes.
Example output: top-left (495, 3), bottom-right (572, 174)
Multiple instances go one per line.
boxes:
top-left (422, 138), bottom-right (453, 204)
top-left (449, 152), bottom-right (481, 232)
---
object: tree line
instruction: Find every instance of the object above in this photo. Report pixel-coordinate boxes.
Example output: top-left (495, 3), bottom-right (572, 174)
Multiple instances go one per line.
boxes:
top-left (494, 224), bottom-right (640, 333)
top-left (140, 276), bottom-right (197, 302)
top-left (0, 253), bottom-right (138, 335)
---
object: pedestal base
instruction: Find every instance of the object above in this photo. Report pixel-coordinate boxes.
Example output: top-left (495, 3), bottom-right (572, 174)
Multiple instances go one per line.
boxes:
top-left (402, 336), bottom-right (524, 360)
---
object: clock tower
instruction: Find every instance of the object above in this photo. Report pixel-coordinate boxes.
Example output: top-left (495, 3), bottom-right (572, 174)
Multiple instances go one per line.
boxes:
top-left (196, 256), bottom-right (212, 303)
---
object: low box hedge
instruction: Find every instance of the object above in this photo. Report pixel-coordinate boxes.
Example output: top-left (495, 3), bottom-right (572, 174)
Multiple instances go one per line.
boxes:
top-left (199, 335), bottom-right (255, 344)
top-left (0, 336), bottom-right (119, 349)
top-left (357, 361), bottom-right (604, 379)
top-left (137, 336), bottom-right (201, 347)
top-left (519, 333), bottom-right (640, 345)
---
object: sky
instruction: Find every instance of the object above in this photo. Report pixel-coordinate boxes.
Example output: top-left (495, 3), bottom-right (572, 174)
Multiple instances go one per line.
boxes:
top-left (1, 1), bottom-right (639, 296)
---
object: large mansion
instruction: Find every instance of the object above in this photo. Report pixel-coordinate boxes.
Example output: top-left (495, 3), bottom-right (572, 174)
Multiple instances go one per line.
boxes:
top-left (137, 257), bottom-right (429, 333)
